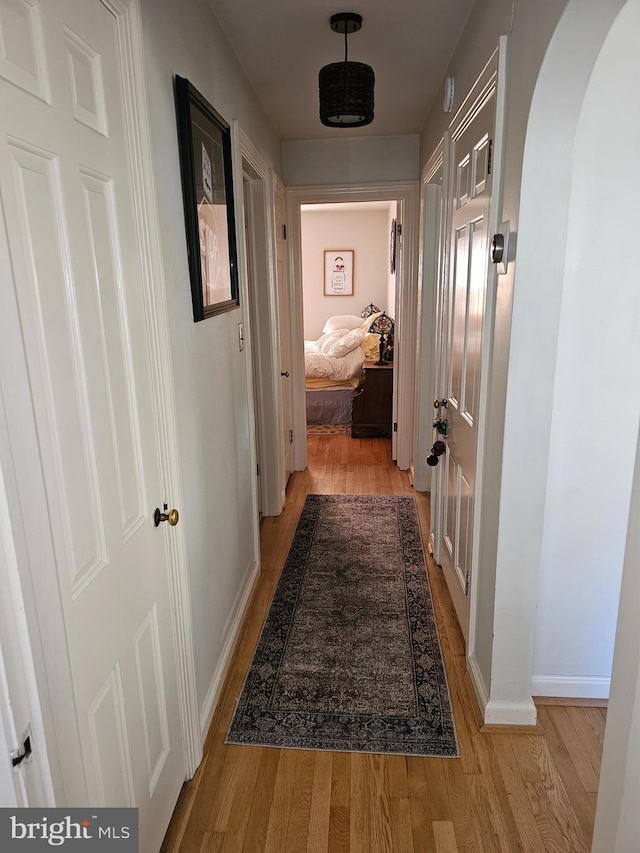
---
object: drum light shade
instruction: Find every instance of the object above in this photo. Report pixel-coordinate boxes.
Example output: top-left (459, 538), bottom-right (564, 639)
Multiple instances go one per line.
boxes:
top-left (319, 13), bottom-right (374, 128)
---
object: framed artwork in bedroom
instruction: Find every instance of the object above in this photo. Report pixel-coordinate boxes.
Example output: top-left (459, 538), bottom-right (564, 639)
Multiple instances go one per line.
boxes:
top-left (324, 250), bottom-right (354, 296)
top-left (175, 75), bottom-right (240, 321)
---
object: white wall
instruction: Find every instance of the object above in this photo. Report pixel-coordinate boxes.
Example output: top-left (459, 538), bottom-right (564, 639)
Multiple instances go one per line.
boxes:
top-left (531, 0), bottom-right (640, 698)
top-left (139, 0), bottom-right (281, 727)
top-left (301, 207), bottom-right (392, 340)
top-left (421, 0), bottom-right (570, 719)
top-left (593, 419), bottom-right (640, 852)
top-left (422, 0), bottom-right (636, 720)
top-left (284, 135), bottom-right (420, 186)
top-left (491, 0), bottom-right (629, 715)
top-left (582, 12), bottom-right (640, 840)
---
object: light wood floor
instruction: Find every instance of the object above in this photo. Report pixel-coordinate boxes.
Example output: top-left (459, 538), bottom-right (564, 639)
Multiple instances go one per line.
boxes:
top-left (162, 436), bottom-right (605, 853)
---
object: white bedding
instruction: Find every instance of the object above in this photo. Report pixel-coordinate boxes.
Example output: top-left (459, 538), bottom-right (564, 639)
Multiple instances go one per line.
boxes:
top-left (304, 341), bottom-right (364, 382)
top-left (304, 316), bottom-right (381, 383)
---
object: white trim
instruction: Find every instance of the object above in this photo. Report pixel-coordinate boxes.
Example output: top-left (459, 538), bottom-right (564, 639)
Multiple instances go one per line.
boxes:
top-left (483, 699), bottom-right (538, 727)
top-left (467, 651), bottom-right (490, 718)
top-left (198, 559), bottom-right (260, 739)
top-left (235, 125), bottom-right (285, 517)
top-left (427, 139), bottom-right (449, 569)
top-left (286, 182), bottom-right (419, 472)
top-left (0, 451), bottom-right (54, 807)
top-left (111, 0), bottom-right (201, 777)
top-left (429, 46), bottom-right (504, 648)
top-left (413, 175), bottom-right (442, 493)
top-left (273, 176), bottom-right (293, 502)
top-left (531, 675), bottom-right (611, 700)
top-left (467, 38), bottom-right (508, 669)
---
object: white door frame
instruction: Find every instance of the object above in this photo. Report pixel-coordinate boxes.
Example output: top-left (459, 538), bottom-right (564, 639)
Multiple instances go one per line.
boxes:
top-left (413, 146), bottom-right (444, 495)
top-left (0, 423), bottom-right (55, 806)
top-left (232, 125), bottom-right (284, 517)
top-left (286, 182), bottom-right (420, 472)
top-left (0, 0), bottom-right (201, 803)
top-left (428, 42), bottom-right (507, 690)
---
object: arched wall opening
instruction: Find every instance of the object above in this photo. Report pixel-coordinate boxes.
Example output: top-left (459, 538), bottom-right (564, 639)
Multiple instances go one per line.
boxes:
top-left (484, 0), bottom-right (632, 717)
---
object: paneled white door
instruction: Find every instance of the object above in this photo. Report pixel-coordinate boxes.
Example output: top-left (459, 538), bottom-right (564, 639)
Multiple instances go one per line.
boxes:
top-left (437, 84), bottom-right (496, 642)
top-left (0, 0), bottom-right (184, 847)
top-left (275, 186), bottom-right (294, 483)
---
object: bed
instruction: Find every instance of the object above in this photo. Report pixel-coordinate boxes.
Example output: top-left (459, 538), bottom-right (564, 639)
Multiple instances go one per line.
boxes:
top-left (305, 313), bottom-right (382, 426)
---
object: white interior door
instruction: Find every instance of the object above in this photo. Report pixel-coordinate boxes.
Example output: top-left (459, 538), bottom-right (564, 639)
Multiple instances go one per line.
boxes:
top-left (243, 177), bottom-right (263, 517)
top-left (437, 84), bottom-right (496, 642)
top-left (275, 186), bottom-right (294, 483)
top-left (0, 0), bottom-right (185, 846)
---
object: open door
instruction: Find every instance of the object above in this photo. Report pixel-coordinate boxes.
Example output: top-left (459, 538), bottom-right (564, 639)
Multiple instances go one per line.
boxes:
top-left (434, 60), bottom-right (498, 643)
top-left (275, 183), bottom-right (294, 485)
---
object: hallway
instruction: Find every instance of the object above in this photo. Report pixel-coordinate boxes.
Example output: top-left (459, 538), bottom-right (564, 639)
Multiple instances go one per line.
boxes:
top-left (162, 437), bottom-right (604, 852)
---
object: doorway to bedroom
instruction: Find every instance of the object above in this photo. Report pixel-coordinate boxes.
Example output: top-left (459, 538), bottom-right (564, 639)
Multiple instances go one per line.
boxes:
top-left (300, 200), bottom-right (398, 451)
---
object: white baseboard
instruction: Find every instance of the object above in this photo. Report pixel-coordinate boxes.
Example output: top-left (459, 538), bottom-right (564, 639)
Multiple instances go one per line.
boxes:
top-left (467, 652), bottom-right (490, 714)
top-left (483, 699), bottom-right (538, 726)
top-left (198, 559), bottom-right (260, 741)
top-left (468, 653), bottom-right (537, 725)
top-left (531, 674), bottom-right (610, 700)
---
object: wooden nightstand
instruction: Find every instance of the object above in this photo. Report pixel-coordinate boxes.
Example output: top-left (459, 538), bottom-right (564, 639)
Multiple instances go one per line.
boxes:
top-left (351, 362), bottom-right (393, 438)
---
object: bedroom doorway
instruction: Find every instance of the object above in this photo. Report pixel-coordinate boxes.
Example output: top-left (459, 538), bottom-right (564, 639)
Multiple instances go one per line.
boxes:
top-left (287, 182), bottom-right (420, 476)
top-left (300, 201), bottom-right (397, 448)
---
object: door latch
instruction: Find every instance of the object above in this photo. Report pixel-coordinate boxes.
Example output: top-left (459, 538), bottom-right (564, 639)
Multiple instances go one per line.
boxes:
top-left (10, 725), bottom-right (32, 771)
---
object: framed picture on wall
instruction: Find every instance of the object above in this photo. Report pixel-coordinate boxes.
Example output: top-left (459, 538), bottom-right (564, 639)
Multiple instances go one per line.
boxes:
top-left (324, 250), bottom-right (354, 296)
top-left (175, 75), bottom-right (239, 321)
top-left (389, 218), bottom-right (397, 274)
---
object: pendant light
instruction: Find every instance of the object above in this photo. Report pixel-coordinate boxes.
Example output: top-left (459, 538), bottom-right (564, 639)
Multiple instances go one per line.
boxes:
top-left (319, 12), bottom-right (374, 128)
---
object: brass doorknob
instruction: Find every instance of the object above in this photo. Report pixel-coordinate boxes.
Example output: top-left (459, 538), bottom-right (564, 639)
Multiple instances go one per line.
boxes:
top-left (154, 507), bottom-right (179, 527)
top-left (433, 399), bottom-right (448, 410)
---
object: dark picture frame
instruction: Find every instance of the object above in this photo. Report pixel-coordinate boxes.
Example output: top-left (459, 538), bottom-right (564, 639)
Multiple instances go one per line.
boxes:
top-left (389, 218), bottom-right (397, 274)
top-left (175, 75), bottom-right (239, 321)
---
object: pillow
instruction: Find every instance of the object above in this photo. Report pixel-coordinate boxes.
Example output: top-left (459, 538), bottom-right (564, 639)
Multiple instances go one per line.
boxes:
top-left (322, 314), bottom-right (364, 333)
top-left (316, 329), bottom-right (346, 349)
top-left (360, 311), bottom-right (383, 331)
top-left (326, 328), bottom-right (365, 358)
top-left (360, 332), bottom-right (380, 361)
top-left (319, 329), bottom-right (349, 353)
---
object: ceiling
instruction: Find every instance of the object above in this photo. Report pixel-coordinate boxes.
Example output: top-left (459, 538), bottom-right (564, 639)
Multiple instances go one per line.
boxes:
top-left (206, 0), bottom-right (475, 141)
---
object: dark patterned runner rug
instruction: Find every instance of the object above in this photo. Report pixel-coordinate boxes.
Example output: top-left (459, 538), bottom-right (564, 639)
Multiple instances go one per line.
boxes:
top-left (226, 494), bottom-right (458, 756)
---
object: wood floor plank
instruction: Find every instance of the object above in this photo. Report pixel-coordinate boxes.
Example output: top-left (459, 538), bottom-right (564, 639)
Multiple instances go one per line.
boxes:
top-left (350, 753), bottom-right (394, 853)
top-left (433, 821), bottom-right (458, 853)
top-left (546, 706), bottom-right (600, 793)
top-left (442, 756), bottom-right (487, 853)
top-left (161, 436), bottom-right (605, 853)
top-left (240, 747), bottom-right (281, 853)
top-left (390, 797), bottom-right (415, 853)
top-left (307, 750), bottom-right (333, 853)
top-left (492, 735), bottom-right (546, 852)
top-left (567, 705), bottom-right (606, 760)
top-left (263, 750), bottom-right (299, 853)
top-left (407, 757), bottom-right (437, 853)
top-left (535, 706), bottom-right (597, 843)
top-left (385, 754), bottom-right (409, 799)
top-left (327, 804), bottom-right (350, 853)
top-left (284, 750), bottom-right (316, 853)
